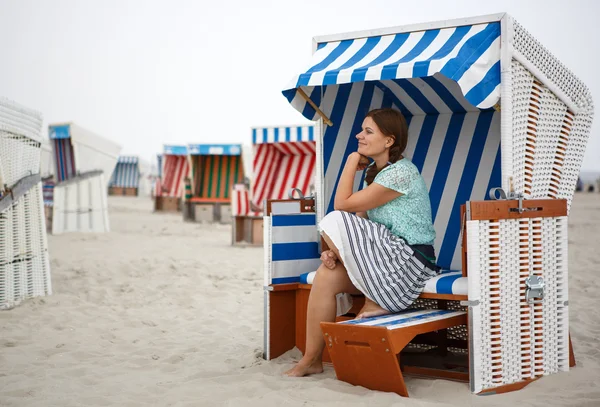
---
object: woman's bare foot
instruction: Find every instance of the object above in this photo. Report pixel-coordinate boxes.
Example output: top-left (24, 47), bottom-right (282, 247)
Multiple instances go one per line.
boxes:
top-left (357, 298), bottom-right (391, 319)
top-left (284, 357), bottom-right (324, 377)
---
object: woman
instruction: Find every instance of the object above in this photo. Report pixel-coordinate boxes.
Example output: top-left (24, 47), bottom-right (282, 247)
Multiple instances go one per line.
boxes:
top-left (285, 108), bottom-right (439, 377)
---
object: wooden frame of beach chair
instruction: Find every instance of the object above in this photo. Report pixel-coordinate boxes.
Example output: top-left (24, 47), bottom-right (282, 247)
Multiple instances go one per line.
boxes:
top-left (232, 126), bottom-right (317, 246)
top-left (154, 145), bottom-right (188, 213)
top-left (0, 97), bottom-right (52, 308)
top-left (265, 12), bottom-right (593, 397)
top-left (320, 198), bottom-right (572, 396)
top-left (183, 144), bottom-right (243, 223)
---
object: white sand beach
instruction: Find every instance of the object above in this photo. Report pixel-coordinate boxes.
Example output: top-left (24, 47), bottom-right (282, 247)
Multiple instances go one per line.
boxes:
top-left (1, 194), bottom-right (600, 407)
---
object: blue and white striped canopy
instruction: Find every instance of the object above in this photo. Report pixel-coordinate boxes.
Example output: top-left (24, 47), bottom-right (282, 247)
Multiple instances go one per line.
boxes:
top-left (163, 145), bottom-right (188, 156)
top-left (110, 156), bottom-right (140, 188)
top-left (281, 20), bottom-right (503, 272)
top-left (252, 125), bottom-right (315, 145)
top-left (283, 22), bottom-right (501, 120)
top-left (187, 144), bottom-right (242, 156)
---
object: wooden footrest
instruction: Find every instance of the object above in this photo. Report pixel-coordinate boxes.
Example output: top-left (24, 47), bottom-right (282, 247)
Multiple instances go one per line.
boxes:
top-left (320, 309), bottom-right (467, 397)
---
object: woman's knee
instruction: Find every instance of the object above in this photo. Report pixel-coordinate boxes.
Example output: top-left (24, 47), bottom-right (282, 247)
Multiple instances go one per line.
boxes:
top-left (314, 264), bottom-right (346, 290)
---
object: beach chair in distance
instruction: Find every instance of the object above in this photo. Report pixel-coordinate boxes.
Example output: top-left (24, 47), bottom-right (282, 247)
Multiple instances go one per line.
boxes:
top-left (0, 97), bottom-right (52, 308)
top-left (154, 145), bottom-right (188, 212)
top-left (108, 156), bottom-right (142, 196)
top-left (48, 122), bottom-right (121, 234)
top-left (184, 144), bottom-right (244, 223)
top-left (232, 125), bottom-right (316, 246)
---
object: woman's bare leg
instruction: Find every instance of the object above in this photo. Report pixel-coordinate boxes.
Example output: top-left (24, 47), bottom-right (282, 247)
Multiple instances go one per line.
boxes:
top-left (322, 232), bottom-right (390, 319)
top-left (284, 261), bottom-right (361, 377)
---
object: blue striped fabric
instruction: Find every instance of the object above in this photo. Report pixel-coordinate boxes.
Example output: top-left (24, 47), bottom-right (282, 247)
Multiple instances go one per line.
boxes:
top-left (272, 214), bottom-right (317, 227)
top-left (109, 160), bottom-right (140, 188)
top-left (300, 270), bottom-right (468, 295)
top-left (283, 22), bottom-right (501, 116)
top-left (270, 213), bottom-right (321, 285)
top-left (340, 309), bottom-right (465, 328)
top-left (423, 271), bottom-right (468, 295)
top-left (315, 78), bottom-right (501, 271)
top-left (252, 125), bottom-right (315, 145)
top-left (117, 156), bottom-right (139, 165)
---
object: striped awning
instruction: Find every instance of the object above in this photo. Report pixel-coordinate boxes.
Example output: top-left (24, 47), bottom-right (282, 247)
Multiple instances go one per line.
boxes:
top-left (252, 125), bottom-right (315, 145)
top-left (187, 144), bottom-right (242, 156)
top-left (163, 145), bottom-right (188, 156)
top-left (117, 155), bottom-right (139, 164)
top-left (109, 160), bottom-right (140, 188)
top-left (283, 22), bottom-right (501, 120)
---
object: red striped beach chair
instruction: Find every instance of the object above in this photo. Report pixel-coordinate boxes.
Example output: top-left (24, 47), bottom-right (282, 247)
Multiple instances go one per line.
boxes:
top-left (154, 145), bottom-right (189, 212)
top-left (232, 125), bottom-right (316, 246)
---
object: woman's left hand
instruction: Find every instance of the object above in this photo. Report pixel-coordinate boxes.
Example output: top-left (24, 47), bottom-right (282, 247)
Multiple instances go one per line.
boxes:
top-left (347, 152), bottom-right (370, 172)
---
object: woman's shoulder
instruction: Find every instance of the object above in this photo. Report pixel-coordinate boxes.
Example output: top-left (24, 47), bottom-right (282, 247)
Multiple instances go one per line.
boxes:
top-left (381, 158), bottom-right (419, 176)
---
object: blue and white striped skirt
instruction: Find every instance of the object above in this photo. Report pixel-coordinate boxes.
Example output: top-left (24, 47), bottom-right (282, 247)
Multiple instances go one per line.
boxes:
top-left (319, 210), bottom-right (439, 314)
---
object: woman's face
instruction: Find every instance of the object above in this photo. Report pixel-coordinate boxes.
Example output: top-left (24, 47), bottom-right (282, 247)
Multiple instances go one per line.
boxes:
top-left (356, 116), bottom-right (393, 158)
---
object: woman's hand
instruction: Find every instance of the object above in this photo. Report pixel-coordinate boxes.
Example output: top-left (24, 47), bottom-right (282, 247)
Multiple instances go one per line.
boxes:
top-left (347, 152), bottom-right (370, 172)
top-left (320, 250), bottom-right (338, 270)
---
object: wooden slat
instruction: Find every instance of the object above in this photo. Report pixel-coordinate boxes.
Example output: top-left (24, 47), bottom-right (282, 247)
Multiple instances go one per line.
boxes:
top-left (268, 290), bottom-right (296, 360)
top-left (468, 199), bottom-right (567, 221)
top-left (269, 283), bottom-right (299, 292)
top-left (420, 293), bottom-right (467, 301)
top-left (478, 378), bottom-right (539, 395)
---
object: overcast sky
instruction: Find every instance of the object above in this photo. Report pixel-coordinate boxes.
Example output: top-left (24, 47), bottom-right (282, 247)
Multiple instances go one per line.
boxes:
top-left (1, 0), bottom-right (598, 170)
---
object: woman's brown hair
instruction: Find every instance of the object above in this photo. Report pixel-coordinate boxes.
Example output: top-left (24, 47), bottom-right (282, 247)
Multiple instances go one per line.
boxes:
top-left (363, 108), bottom-right (408, 185)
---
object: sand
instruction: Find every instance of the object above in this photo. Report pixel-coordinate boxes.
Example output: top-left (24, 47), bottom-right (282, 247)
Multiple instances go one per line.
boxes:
top-left (1, 194), bottom-right (599, 407)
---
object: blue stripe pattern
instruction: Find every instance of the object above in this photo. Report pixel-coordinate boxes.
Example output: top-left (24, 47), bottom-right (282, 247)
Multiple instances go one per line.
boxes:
top-left (283, 22), bottom-right (501, 114)
top-left (272, 276), bottom-right (301, 284)
top-left (318, 80), bottom-right (500, 271)
top-left (343, 309), bottom-right (458, 327)
top-left (252, 125), bottom-right (315, 145)
top-left (272, 214), bottom-right (317, 227)
top-left (435, 274), bottom-right (462, 294)
top-left (281, 20), bottom-right (504, 273)
top-left (270, 212), bottom-right (320, 285)
top-left (272, 242), bottom-right (319, 261)
top-left (109, 161), bottom-right (140, 188)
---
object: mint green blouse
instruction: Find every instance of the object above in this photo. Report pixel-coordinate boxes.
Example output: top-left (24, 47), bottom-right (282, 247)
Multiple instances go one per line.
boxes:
top-left (365, 159), bottom-right (436, 246)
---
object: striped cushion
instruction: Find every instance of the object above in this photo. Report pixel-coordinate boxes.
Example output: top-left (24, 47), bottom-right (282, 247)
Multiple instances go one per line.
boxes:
top-left (299, 270), bottom-right (467, 295)
top-left (422, 271), bottom-right (467, 295)
top-left (339, 309), bottom-right (466, 330)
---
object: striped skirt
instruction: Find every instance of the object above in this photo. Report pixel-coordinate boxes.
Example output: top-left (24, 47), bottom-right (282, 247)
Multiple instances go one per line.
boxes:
top-left (319, 210), bottom-right (439, 314)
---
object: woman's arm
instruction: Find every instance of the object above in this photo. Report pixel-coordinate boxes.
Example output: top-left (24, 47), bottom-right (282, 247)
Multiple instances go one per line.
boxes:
top-left (334, 152), bottom-right (402, 213)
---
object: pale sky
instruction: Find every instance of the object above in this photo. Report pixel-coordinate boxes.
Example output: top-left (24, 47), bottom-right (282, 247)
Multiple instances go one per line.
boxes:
top-left (1, 0), bottom-right (598, 170)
